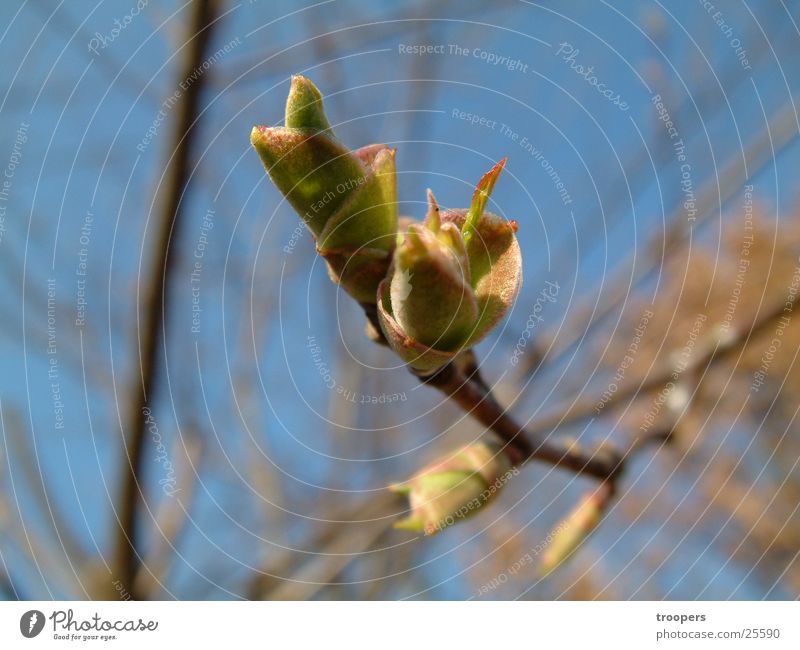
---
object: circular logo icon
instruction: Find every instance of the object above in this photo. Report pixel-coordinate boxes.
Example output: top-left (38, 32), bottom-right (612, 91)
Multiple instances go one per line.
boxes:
top-left (20, 610), bottom-right (45, 638)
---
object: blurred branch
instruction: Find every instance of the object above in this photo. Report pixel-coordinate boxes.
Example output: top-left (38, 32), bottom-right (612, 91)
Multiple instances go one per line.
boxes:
top-left (513, 7), bottom-right (792, 311)
top-left (115, 0), bottom-right (220, 600)
top-left (133, 436), bottom-right (203, 599)
top-left (263, 492), bottom-right (399, 600)
top-left (0, 401), bottom-right (95, 597)
top-left (2, 401), bottom-right (87, 569)
top-left (527, 288), bottom-right (799, 439)
top-left (518, 99), bottom-right (799, 376)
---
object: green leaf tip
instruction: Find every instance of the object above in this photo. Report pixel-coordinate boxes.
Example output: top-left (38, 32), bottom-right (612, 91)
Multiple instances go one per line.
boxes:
top-left (462, 157), bottom-right (507, 245)
top-left (285, 74), bottom-right (332, 133)
top-left (250, 76), bottom-right (398, 304)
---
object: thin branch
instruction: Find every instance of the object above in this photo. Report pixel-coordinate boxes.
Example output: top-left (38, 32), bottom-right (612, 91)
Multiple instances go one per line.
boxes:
top-left (518, 99), bottom-right (799, 376)
top-left (361, 308), bottom-right (624, 480)
top-left (115, 0), bottom-right (219, 599)
top-left (246, 490), bottom-right (404, 600)
top-left (263, 492), bottom-right (400, 600)
top-left (3, 406), bottom-right (87, 570)
top-left (419, 359), bottom-right (625, 478)
top-left (360, 271), bottom-right (795, 487)
top-left (509, 13), bottom-right (790, 344)
top-left (525, 290), bottom-right (798, 439)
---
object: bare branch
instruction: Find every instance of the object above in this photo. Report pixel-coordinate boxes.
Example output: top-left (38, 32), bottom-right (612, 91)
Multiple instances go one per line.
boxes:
top-left (115, 0), bottom-right (221, 599)
top-left (518, 100), bottom-right (799, 376)
top-left (525, 290), bottom-right (799, 439)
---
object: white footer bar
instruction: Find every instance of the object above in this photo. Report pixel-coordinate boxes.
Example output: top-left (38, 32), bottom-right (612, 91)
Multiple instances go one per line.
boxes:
top-left (1, 601), bottom-right (797, 648)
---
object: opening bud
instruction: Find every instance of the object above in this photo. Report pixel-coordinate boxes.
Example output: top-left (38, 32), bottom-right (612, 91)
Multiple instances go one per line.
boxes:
top-left (540, 483), bottom-right (614, 576)
top-left (390, 441), bottom-right (514, 535)
top-left (377, 160), bottom-right (522, 371)
top-left (250, 76), bottom-right (397, 303)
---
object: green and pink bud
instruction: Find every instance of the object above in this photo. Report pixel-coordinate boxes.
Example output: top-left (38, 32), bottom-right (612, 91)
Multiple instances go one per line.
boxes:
top-left (378, 160), bottom-right (523, 371)
top-left (250, 75), bottom-right (397, 303)
top-left (390, 441), bottom-right (515, 535)
top-left (540, 484), bottom-right (614, 575)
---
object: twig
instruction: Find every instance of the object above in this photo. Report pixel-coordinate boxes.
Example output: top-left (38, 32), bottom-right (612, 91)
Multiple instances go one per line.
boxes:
top-left (417, 359), bottom-right (624, 478)
top-left (361, 306), bottom-right (623, 479)
top-left (115, 0), bottom-right (219, 599)
top-left (360, 271), bottom-right (795, 486)
top-left (518, 100), bottom-right (799, 376)
top-left (524, 290), bottom-right (798, 439)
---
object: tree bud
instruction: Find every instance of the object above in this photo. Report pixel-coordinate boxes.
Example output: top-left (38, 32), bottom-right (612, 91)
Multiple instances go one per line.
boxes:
top-left (250, 75), bottom-right (397, 303)
top-left (540, 485), bottom-right (613, 576)
top-left (378, 160), bottom-right (522, 371)
top-left (390, 441), bottom-right (513, 535)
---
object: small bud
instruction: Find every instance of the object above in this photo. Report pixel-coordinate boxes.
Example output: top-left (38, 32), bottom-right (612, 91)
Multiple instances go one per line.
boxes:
top-left (377, 160), bottom-right (522, 371)
top-left (250, 75), bottom-right (397, 303)
top-left (540, 484), bottom-right (613, 576)
top-left (390, 220), bottom-right (478, 349)
top-left (390, 442), bottom-right (513, 535)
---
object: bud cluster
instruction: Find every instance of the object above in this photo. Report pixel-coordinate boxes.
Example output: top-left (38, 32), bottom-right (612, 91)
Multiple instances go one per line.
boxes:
top-left (251, 76), bottom-right (525, 535)
top-left (378, 160), bottom-right (522, 371)
top-left (251, 75), bottom-right (521, 340)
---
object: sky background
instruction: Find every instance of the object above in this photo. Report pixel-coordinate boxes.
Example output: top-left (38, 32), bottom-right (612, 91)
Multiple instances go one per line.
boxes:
top-left (1, 0), bottom-right (799, 600)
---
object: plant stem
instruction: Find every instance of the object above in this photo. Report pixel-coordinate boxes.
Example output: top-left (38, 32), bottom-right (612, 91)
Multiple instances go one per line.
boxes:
top-left (361, 302), bottom-right (625, 478)
top-left (415, 360), bottom-right (625, 478)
